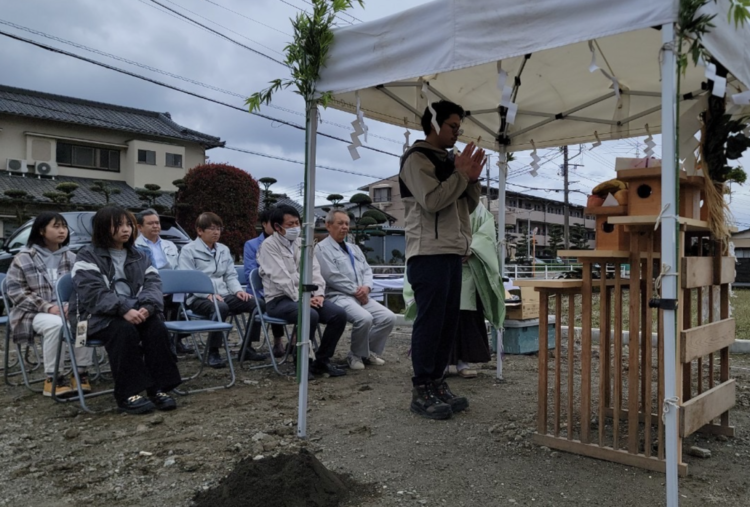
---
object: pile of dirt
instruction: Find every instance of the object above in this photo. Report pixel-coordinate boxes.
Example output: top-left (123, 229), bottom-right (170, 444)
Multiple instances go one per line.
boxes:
top-left (192, 449), bottom-right (366, 507)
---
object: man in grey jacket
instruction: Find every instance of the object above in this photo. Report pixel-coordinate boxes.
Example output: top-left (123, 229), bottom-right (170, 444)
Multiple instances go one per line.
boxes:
top-left (178, 212), bottom-right (265, 368)
top-left (400, 100), bottom-right (485, 420)
top-left (315, 209), bottom-right (395, 370)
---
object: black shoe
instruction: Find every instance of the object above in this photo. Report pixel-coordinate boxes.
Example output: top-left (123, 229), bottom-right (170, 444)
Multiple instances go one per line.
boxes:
top-left (410, 383), bottom-right (452, 420)
top-left (207, 351), bottom-right (226, 369)
top-left (175, 339), bottom-right (194, 355)
top-left (149, 391), bottom-right (177, 411)
top-left (117, 395), bottom-right (156, 415)
top-left (433, 380), bottom-right (469, 414)
top-left (310, 360), bottom-right (346, 378)
top-left (241, 346), bottom-right (269, 362)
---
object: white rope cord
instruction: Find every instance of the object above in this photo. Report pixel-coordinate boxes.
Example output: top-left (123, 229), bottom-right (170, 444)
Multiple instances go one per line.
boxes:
top-left (662, 396), bottom-right (680, 424)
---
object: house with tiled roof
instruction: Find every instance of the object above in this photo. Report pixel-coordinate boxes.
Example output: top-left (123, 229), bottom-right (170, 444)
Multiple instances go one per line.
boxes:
top-left (0, 84), bottom-right (223, 234)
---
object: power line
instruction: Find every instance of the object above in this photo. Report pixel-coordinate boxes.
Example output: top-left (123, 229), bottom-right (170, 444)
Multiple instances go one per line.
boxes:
top-left (222, 145), bottom-right (384, 179)
top-left (149, 0), bottom-right (287, 65)
top-left (0, 19), bottom-right (403, 145)
top-left (277, 0), bottom-right (356, 27)
top-left (0, 29), bottom-right (401, 158)
top-left (199, 0), bottom-right (291, 36)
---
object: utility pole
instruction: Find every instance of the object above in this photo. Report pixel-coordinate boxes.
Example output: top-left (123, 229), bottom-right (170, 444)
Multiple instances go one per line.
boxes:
top-left (563, 145), bottom-right (570, 249)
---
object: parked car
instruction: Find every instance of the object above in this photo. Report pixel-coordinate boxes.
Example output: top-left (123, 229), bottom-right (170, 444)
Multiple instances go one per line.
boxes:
top-left (0, 211), bottom-right (191, 273)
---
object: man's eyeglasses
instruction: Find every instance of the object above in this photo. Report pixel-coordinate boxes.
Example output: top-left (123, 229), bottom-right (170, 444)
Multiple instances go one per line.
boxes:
top-left (205, 226), bottom-right (224, 232)
top-left (444, 122), bottom-right (464, 136)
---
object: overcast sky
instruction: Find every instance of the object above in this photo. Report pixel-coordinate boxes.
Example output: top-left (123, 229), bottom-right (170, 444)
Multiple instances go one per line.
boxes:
top-left (1, 0), bottom-right (749, 227)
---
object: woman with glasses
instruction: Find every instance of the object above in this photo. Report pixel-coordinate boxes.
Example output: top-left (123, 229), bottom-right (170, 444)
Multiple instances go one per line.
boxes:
top-left (178, 212), bottom-right (263, 368)
top-left (6, 212), bottom-right (94, 398)
top-left (70, 206), bottom-right (181, 414)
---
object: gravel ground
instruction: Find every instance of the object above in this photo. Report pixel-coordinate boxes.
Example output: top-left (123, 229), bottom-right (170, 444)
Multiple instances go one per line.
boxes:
top-left (1, 326), bottom-right (750, 507)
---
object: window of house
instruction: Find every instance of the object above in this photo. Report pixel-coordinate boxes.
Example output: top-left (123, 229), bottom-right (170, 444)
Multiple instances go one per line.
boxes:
top-left (56, 142), bottom-right (120, 172)
top-left (508, 199), bottom-right (516, 207)
top-left (373, 187), bottom-right (392, 202)
top-left (138, 149), bottom-right (156, 165)
top-left (166, 153), bottom-right (183, 168)
top-left (534, 204), bottom-right (542, 211)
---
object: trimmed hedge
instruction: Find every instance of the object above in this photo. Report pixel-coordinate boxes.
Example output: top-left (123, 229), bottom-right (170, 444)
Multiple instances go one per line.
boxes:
top-left (176, 163), bottom-right (260, 259)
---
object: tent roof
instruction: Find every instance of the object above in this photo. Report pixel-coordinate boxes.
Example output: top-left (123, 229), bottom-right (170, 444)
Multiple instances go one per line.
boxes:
top-left (317, 0), bottom-right (750, 152)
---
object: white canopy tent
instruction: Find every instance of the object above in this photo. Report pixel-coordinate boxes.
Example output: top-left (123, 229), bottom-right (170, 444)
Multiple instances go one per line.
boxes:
top-left (292, 2), bottom-right (750, 506)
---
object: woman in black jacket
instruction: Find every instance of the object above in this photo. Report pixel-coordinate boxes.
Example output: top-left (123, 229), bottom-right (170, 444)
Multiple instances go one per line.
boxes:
top-left (70, 207), bottom-right (181, 414)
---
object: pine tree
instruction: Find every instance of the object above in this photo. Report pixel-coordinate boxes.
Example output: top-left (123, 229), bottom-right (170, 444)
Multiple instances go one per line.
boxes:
top-left (547, 225), bottom-right (564, 257)
top-left (571, 223), bottom-right (590, 250)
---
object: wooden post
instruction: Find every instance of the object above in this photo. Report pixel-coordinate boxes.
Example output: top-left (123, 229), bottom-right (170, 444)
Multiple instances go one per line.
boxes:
top-left (599, 266), bottom-right (608, 446)
top-left (720, 283), bottom-right (730, 428)
top-left (628, 233), bottom-right (641, 454)
top-left (538, 290), bottom-right (550, 435)
top-left (697, 286), bottom-right (703, 394)
top-left (581, 261), bottom-right (593, 444)
top-left (555, 294), bottom-right (562, 438)
top-left (613, 262), bottom-right (623, 450)
top-left (568, 292), bottom-right (575, 441)
top-left (682, 287), bottom-right (693, 403)
top-left (644, 232), bottom-right (654, 457)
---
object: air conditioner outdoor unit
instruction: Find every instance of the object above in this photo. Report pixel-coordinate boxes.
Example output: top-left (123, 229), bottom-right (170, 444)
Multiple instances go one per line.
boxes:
top-left (5, 159), bottom-right (30, 174)
top-left (35, 161), bottom-right (59, 177)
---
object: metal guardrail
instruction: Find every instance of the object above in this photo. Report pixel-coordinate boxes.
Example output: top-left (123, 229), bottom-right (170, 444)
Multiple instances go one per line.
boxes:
top-left (371, 264), bottom-right (580, 280)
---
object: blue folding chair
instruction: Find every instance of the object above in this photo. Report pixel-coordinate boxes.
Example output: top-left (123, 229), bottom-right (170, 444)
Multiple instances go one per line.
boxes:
top-left (2, 274), bottom-right (45, 392)
top-left (53, 274), bottom-right (114, 413)
top-left (160, 269), bottom-right (235, 393)
top-left (232, 265), bottom-right (249, 339)
top-left (241, 269), bottom-right (298, 375)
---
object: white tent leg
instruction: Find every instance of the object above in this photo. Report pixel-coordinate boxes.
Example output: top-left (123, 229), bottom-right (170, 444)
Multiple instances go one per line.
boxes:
top-left (297, 104), bottom-right (317, 439)
top-left (497, 151), bottom-right (507, 381)
top-left (660, 22), bottom-right (679, 507)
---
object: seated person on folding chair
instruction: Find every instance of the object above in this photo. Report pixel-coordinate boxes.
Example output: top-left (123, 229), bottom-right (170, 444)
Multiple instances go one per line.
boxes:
top-left (135, 208), bottom-right (192, 355)
top-left (70, 206), bottom-right (181, 415)
top-left (258, 205), bottom-right (347, 378)
top-left (316, 209), bottom-right (396, 371)
top-left (179, 212), bottom-right (266, 368)
top-left (6, 212), bottom-right (94, 398)
top-left (243, 207), bottom-right (286, 358)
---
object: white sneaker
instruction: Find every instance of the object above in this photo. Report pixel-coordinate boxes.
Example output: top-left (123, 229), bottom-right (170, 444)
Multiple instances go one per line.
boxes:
top-left (364, 352), bottom-right (385, 366)
top-left (347, 353), bottom-right (365, 370)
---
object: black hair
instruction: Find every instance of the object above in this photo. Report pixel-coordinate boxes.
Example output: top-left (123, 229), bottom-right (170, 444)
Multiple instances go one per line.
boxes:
top-left (91, 206), bottom-right (136, 249)
top-left (27, 212), bottom-right (70, 248)
top-left (136, 208), bottom-right (159, 226)
top-left (270, 205), bottom-right (300, 231)
top-left (420, 100), bottom-right (465, 135)
top-left (195, 212), bottom-right (223, 231)
top-left (259, 207), bottom-right (275, 224)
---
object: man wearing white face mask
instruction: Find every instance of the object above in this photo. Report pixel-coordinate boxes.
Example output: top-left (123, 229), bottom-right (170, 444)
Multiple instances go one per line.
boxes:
top-left (258, 205), bottom-right (347, 377)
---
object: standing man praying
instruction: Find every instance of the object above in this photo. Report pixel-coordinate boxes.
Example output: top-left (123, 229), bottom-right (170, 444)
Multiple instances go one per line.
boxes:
top-left (400, 100), bottom-right (485, 420)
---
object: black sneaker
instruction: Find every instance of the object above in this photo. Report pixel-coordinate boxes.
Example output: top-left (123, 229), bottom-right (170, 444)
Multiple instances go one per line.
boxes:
top-left (310, 360), bottom-right (346, 378)
top-left (117, 395), bottom-right (156, 415)
top-left (410, 383), bottom-right (452, 420)
top-left (433, 380), bottom-right (469, 414)
top-left (241, 346), bottom-right (269, 362)
top-left (207, 351), bottom-right (226, 369)
top-left (149, 391), bottom-right (177, 411)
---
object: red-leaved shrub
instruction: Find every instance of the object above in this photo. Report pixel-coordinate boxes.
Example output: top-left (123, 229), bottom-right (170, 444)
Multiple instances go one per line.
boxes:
top-left (176, 163), bottom-right (260, 259)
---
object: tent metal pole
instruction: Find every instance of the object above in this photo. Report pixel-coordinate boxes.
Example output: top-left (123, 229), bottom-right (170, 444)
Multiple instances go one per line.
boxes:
top-left (659, 22), bottom-right (679, 507)
top-left (496, 150), bottom-right (507, 381)
top-left (297, 103), bottom-right (317, 439)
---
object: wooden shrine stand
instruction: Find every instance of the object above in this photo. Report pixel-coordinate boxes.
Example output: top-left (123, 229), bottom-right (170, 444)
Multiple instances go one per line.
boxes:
top-left (518, 213), bottom-right (736, 475)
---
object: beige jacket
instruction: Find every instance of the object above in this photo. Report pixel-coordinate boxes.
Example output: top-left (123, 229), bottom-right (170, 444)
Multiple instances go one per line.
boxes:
top-left (257, 232), bottom-right (325, 302)
top-left (399, 141), bottom-right (481, 259)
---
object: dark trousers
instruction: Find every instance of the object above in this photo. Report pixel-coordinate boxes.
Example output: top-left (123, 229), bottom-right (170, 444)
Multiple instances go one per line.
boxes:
top-left (266, 296), bottom-right (346, 363)
top-left (256, 298), bottom-right (285, 339)
top-left (407, 254), bottom-right (462, 386)
top-left (189, 294), bottom-right (259, 350)
top-left (89, 315), bottom-right (182, 403)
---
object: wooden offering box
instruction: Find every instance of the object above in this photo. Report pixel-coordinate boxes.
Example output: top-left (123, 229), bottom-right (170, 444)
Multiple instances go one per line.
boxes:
top-left (585, 206), bottom-right (629, 251)
top-left (616, 167), bottom-right (703, 220)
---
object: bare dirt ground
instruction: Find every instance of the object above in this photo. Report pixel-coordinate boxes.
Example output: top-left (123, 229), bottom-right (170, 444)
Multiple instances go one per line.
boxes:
top-left (2, 326), bottom-right (750, 507)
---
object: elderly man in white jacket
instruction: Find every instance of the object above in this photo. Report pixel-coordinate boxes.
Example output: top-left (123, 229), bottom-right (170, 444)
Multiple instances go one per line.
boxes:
top-left (315, 209), bottom-right (395, 371)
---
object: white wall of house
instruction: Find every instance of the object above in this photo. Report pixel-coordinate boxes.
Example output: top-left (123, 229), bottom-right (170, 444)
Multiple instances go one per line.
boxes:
top-left (0, 114), bottom-right (205, 191)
